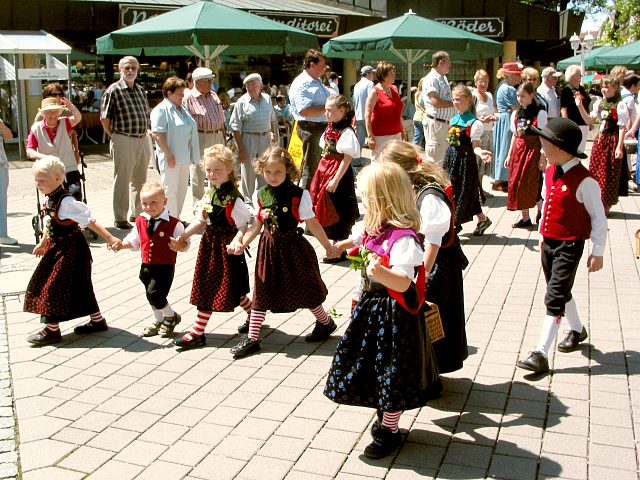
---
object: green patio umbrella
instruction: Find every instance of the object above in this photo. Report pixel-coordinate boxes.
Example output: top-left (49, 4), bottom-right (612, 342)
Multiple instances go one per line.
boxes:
top-left (323, 10), bottom-right (502, 89)
top-left (556, 45), bottom-right (616, 70)
top-left (592, 39), bottom-right (640, 67)
top-left (96, 0), bottom-right (318, 67)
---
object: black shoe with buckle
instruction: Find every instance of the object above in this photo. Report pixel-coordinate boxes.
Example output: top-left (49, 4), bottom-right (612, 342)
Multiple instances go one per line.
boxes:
top-left (114, 221), bottom-right (133, 230)
top-left (557, 327), bottom-right (588, 353)
top-left (174, 333), bottom-right (206, 350)
top-left (160, 313), bottom-right (181, 337)
top-left (305, 318), bottom-right (337, 342)
top-left (230, 335), bottom-right (261, 358)
top-left (74, 319), bottom-right (108, 334)
top-left (473, 218), bottom-right (492, 236)
top-left (516, 351), bottom-right (549, 373)
top-left (512, 218), bottom-right (532, 229)
top-left (27, 328), bottom-right (62, 346)
top-left (364, 427), bottom-right (402, 459)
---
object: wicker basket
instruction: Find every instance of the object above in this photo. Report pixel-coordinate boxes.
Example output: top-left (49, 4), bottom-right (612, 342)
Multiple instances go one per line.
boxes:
top-left (625, 139), bottom-right (637, 155)
top-left (424, 301), bottom-right (444, 343)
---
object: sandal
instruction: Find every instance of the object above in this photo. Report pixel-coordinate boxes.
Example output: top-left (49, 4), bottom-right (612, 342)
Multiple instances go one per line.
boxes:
top-left (142, 322), bottom-right (162, 337)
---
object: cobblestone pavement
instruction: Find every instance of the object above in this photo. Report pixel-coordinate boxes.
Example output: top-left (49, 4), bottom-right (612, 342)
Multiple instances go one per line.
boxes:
top-left (1, 143), bottom-right (639, 479)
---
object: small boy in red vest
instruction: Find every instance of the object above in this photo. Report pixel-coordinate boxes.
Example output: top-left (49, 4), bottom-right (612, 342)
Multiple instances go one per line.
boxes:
top-left (517, 118), bottom-right (607, 374)
top-left (113, 182), bottom-right (189, 337)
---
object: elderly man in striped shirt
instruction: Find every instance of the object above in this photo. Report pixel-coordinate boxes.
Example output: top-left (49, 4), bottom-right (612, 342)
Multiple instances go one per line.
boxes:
top-left (183, 67), bottom-right (226, 205)
top-left (230, 73), bottom-right (277, 210)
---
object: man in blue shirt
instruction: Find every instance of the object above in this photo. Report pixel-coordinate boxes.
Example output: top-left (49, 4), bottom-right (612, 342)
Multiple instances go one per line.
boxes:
top-left (352, 66), bottom-right (374, 170)
top-left (289, 50), bottom-right (331, 189)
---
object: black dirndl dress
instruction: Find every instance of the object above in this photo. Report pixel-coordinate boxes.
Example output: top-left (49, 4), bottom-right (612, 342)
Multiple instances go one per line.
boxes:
top-left (252, 182), bottom-right (328, 313)
top-left (23, 187), bottom-right (99, 322)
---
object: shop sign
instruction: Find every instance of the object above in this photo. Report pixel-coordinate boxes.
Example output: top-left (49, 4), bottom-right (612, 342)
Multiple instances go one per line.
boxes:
top-left (120, 6), bottom-right (174, 28)
top-left (252, 11), bottom-right (340, 38)
top-left (17, 68), bottom-right (69, 81)
top-left (435, 18), bottom-right (504, 38)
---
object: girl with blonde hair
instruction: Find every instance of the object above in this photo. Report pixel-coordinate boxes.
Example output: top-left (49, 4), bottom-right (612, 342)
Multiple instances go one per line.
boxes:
top-left (326, 161), bottom-right (441, 459)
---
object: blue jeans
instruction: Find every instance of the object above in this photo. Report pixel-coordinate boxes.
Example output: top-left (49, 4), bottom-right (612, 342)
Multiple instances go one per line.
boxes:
top-left (0, 163), bottom-right (8, 237)
top-left (412, 120), bottom-right (424, 147)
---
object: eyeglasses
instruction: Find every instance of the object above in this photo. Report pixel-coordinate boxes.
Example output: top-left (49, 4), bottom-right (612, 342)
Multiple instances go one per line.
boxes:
top-left (48, 93), bottom-right (64, 97)
top-left (122, 66), bottom-right (138, 71)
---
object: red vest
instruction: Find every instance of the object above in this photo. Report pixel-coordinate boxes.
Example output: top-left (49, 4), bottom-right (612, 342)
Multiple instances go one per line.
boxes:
top-left (136, 215), bottom-right (179, 264)
top-left (541, 164), bottom-right (591, 241)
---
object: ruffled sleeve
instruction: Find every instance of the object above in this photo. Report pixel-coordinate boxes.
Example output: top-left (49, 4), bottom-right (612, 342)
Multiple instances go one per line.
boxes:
top-left (298, 190), bottom-right (315, 220)
top-left (616, 101), bottom-right (629, 127)
top-left (231, 197), bottom-right (251, 227)
top-left (389, 235), bottom-right (424, 280)
top-left (419, 194), bottom-right (451, 246)
top-left (348, 221), bottom-right (366, 246)
top-left (57, 196), bottom-right (94, 228)
top-left (336, 128), bottom-right (361, 158)
top-left (469, 119), bottom-right (483, 141)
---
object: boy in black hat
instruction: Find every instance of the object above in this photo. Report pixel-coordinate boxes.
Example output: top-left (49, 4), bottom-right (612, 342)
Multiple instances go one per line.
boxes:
top-left (517, 118), bottom-right (607, 374)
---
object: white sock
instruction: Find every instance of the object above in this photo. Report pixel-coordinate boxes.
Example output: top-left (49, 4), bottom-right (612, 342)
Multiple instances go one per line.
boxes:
top-left (535, 314), bottom-right (562, 357)
top-left (152, 308), bottom-right (164, 323)
top-left (159, 304), bottom-right (175, 317)
top-left (564, 298), bottom-right (583, 332)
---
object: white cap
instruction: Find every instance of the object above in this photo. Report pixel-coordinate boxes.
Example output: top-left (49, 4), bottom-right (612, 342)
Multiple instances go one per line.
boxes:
top-left (542, 67), bottom-right (563, 78)
top-left (243, 73), bottom-right (262, 85)
top-left (192, 67), bottom-right (215, 81)
top-left (361, 66), bottom-right (374, 75)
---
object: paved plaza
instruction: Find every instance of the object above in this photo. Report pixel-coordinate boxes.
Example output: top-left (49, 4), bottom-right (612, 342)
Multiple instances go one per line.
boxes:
top-left (0, 143), bottom-right (639, 479)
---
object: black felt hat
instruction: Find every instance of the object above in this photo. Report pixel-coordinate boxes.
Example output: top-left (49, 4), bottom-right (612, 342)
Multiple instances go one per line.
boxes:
top-left (530, 118), bottom-right (587, 159)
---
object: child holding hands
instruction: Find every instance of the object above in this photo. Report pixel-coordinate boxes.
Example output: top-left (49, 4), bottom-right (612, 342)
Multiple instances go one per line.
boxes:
top-left (326, 162), bottom-right (441, 459)
top-left (24, 156), bottom-right (118, 345)
top-left (170, 145), bottom-right (253, 350)
top-left (229, 146), bottom-right (340, 358)
top-left (112, 182), bottom-right (186, 337)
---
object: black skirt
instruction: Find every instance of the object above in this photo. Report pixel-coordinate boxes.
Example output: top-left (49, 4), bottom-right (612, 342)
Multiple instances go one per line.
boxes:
top-left (324, 289), bottom-right (441, 412)
top-left (444, 144), bottom-right (482, 225)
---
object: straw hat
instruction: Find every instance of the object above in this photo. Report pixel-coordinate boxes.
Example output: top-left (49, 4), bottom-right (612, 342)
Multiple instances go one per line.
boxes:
top-left (39, 97), bottom-right (65, 112)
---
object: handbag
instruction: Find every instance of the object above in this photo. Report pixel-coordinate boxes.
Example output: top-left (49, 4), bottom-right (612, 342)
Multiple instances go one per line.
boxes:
top-left (424, 301), bottom-right (444, 343)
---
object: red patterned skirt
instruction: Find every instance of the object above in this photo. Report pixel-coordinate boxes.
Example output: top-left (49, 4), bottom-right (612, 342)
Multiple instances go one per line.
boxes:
top-left (589, 130), bottom-right (624, 208)
top-left (24, 229), bottom-right (99, 321)
top-left (252, 227), bottom-right (328, 313)
top-left (507, 135), bottom-right (542, 211)
top-left (190, 224), bottom-right (250, 311)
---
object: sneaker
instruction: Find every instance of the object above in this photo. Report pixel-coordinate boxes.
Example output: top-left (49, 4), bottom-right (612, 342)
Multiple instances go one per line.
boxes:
top-left (142, 322), bottom-right (162, 337)
top-left (0, 236), bottom-right (18, 246)
top-left (516, 351), bottom-right (549, 373)
top-left (364, 427), bottom-right (402, 459)
top-left (174, 333), bottom-right (206, 350)
top-left (557, 327), bottom-right (588, 353)
top-left (74, 319), bottom-right (108, 334)
top-left (305, 318), bottom-right (337, 342)
top-left (27, 328), bottom-right (62, 346)
top-left (160, 313), bottom-right (181, 337)
top-left (472, 218), bottom-right (492, 236)
top-left (230, 335), bottom-right (261, 358)
top-left (512, 218), bottom-right (532, 229)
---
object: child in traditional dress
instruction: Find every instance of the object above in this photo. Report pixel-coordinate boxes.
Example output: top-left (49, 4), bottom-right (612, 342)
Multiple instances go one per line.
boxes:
top-left (381, 140), bottom-right (469, 374)
top-left (589, 75), bottom-right (628, 215)
top-left (112, 182), bottom-right (186, 337)
top-left (309, 94), bottom-right (360, 263)
top-left (444, 85), bottom-right (493, 236)
top-left (26, 97), bottom-right (83, 200)
top-left (517, 118), bottom-right (607, 374)
top-left (229, 146), bottom-right (339, 358)
top-left (326, 162), bottom-right (441, 458)
top-left (24, 156), bottom-right (118, 345)
top-left (170, 145), bottom-right (252, 350)
top-left (505, 82), bottom-right (548, 228)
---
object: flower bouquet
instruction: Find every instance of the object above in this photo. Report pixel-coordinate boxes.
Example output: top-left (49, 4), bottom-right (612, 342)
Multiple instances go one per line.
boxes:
top-left (447, 126), bottom-right (461, 146)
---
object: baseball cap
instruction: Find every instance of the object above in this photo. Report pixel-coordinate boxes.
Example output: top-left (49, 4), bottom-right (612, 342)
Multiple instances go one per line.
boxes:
top-left (542, 67), bottom-right (563, 78)
top-left (361, 66), bottom-right (374, 75)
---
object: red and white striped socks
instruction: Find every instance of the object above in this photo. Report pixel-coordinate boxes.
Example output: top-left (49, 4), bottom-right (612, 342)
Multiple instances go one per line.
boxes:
top-left (45, 323), bottom-right (60, 333)
top-left (310, 305), bottom-right (330, 325)
top-left (248, 310), bottom-right (266, 340)
top-left (90, 312), bottom-right (105, 324)
top-left (381, 411), bottom-right (401, 433)
top-left (239, 295), bottom-right (252, 316)
top-left (181, 310), bottom-right (212, 342)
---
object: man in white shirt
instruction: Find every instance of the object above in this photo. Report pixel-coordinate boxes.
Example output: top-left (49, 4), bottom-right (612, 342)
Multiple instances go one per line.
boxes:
top-left (421, 51), bottom-right (456, 166)
top-left (538, 67), bottom-right (563, 119)
top-left (352, 65), bottom-right (374, 169)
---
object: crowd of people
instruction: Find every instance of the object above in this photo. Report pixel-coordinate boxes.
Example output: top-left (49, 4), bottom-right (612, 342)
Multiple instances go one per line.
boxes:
top-left (0, 47), bottom-right (638, 460)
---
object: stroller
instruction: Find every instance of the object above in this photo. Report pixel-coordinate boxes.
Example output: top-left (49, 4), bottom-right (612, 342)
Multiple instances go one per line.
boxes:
top-left (32, 152), bottom-right (97, 242)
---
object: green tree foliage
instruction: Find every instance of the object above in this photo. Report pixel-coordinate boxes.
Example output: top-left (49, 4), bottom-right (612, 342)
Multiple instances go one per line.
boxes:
top-left (519, 0), bottom-right (607, 15)
top-left (601, 0), bottom-right (640, 45)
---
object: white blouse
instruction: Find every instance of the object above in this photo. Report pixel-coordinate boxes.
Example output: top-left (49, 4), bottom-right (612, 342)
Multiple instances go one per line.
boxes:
top-left (469, 119), bottom-right (484, 142)
top-left (590, 98), bottom-right (629, 131)
top-left (192, 197), bottom-right (251, 227)
top-left (124, 207), bottom-right (188, 251)
top-left (57, 196), bottom-right (95, 228)
top-left (509, 109), bottom-right (548, 134)
top-left (251, 188), bottom-right (315, 221)
top-left (318, 127), bottom-right (361, 158)
top-left (419, 194), bottom-right (451, 247)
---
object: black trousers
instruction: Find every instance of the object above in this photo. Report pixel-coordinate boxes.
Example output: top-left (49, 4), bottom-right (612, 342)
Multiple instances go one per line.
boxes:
top-left (139, 263), bottom-right (175, 310)
top-left (541, 238), bottom-right (585, 317)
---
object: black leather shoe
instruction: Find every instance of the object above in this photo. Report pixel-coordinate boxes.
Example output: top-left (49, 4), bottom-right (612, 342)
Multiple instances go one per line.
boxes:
top-left (128, 216), bottom-right (137, 222)
top-left (27, 328), bottom-right (62, 346)
top-left (516, 351), bottom-right (549, 373)
top-left (237, 321), bottom-right (249, 334)
top-left (114, 221), bottom-right (133, 230)
top-left (305, 318), bottom-right (337, 342)
top-left (370, 411), bottom-right (383, 438)
top-left (174, 334), bottom-right (206, 350)
top-left (364, 427), bottom-right (402, 459)
top-left (322, 252), bottom-right (346, 264)
top-left (512, 219), bottom-right (532, 229)
top-left (74, 319), bottom-right (108, 334)
top-left (473, 218), bottom-right (492, 236)
top-left (557, 327), bottom-right (588, 353)
top-left (230, 335), bottom-right (261, 357)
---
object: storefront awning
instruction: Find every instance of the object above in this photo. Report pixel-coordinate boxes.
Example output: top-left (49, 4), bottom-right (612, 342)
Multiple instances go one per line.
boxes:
top-left (0, 30), bottom-right (72, 54)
